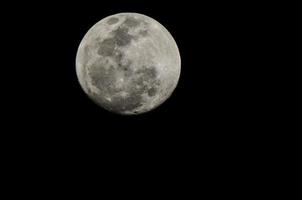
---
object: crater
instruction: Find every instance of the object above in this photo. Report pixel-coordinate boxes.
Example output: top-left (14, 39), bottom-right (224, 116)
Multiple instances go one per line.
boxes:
top-left (107, 17), bottom-right (119, 25)
top-left (147, 87), bottom-right (157, 97)
top-left (136, 66), bottom-right (158, 80)
top-left (113, 27), bottom-right (133, 46)
top-left (110, 91), bottom-right (143, 112)
top-left (120, 63), bottom-right (133, 77)
top-left (139, 29), bottom-right (148, 37)
top-left (88, 62), bottom-right (116, 93)
top-left (97, 38), bottom-right (116, 56)
top-left (120, 64), bottom-right (130, 72)
top-left (123, 17), bottom-right (140, 27)
top-left (131, 66), bottom-right (161, 98)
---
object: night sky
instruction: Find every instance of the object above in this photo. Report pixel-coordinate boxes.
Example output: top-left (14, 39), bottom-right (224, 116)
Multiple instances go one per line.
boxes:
top-left (3, 1), bottom-right (274, 184)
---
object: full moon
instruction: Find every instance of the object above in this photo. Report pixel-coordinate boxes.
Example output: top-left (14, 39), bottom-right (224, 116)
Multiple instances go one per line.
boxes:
top-left (76, 13), bottom-right (181, 115)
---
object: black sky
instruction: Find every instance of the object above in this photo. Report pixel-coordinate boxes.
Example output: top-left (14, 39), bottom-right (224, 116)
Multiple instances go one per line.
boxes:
top-left (3, 0), bottom-right (274, 167)
top-left (1, 1), bottom-right (287, 195)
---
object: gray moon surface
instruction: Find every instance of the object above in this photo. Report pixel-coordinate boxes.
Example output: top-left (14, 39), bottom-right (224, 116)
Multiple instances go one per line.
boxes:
top-left (76, 13), bottom-right (181, 115)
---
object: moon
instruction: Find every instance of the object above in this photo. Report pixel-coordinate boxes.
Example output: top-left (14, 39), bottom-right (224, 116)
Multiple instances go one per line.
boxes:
top-left (76, 13), bottom-right (181, 115)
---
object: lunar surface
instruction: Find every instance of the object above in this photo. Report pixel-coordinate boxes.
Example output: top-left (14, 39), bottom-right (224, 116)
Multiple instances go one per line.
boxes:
top-left (76, 13), bottom-right (181, 115)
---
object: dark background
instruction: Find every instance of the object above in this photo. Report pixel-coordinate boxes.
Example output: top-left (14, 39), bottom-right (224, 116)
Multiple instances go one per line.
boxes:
top-left (4, 0), bottom-right (273, 152)
top-left (3, 1), bottom-right (282, 191)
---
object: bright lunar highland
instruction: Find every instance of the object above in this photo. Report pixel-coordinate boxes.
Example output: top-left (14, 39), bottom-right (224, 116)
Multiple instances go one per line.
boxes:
top-left (76, 13), bottom-right (181, 115)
